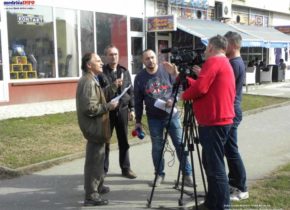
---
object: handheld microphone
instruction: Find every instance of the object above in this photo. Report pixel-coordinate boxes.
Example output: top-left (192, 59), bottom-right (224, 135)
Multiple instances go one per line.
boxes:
top-left (131, 127), bottom-right (145, 140)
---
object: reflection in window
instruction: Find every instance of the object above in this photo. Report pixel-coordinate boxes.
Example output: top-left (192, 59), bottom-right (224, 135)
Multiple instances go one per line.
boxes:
top-left (96, 13), bottom-right (128, 67)
top-left (130, 18), bottom-right (143, 32)
top-left (131, 37), bottom-right (143, 74)
top-left (56, 8), bottom-right (79, 77)
top-left (81, 11), bottom-right (94, 56)
top-left (7, 6), bottom-right (55, 79)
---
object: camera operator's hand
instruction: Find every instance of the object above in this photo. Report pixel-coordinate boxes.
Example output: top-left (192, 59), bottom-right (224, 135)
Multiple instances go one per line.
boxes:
top-left (192, 65), bottom-right (201, 77)
top-left (163, 61), bottom-right (179, 77)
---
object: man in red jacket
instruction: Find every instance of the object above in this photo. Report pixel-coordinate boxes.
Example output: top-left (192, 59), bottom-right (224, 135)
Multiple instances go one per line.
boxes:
top-left (182, 35), bottom-right (235, 210)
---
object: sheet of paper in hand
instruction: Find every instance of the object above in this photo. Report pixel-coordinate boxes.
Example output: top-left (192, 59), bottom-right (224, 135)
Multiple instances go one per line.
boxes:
top-left (154, 99), bottom-right (178, 116)
top-left (111, 84), bottom-right (131, 103)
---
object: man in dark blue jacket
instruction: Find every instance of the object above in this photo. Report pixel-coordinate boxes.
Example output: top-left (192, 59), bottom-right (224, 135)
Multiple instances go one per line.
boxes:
top-left (224, 31), bottom-right (249, 201)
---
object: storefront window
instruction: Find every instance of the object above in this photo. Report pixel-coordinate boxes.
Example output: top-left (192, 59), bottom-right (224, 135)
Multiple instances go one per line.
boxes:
top-left (56, 8), bottom-right (79, 77)
top-left (96, 13), bottom-right (128, 67)
top-left (0, 32), bottom-right (2, 81)
top-left (241, 47), bottom-right (267, 65)
top-left (7, 6), bottom-right (55, 79)
top-left (81, 11), bottom-right (94, 56)
top-left (130, 18), bottom-right (143, 32)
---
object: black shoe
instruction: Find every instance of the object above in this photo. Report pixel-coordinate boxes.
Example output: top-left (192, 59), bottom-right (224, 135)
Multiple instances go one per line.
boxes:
top-left (122, 169), bottom-right (137, 179)
top-left (99, 185), bottom-right (110, 194)
top-left (84, 198), bottom-right (109, 206)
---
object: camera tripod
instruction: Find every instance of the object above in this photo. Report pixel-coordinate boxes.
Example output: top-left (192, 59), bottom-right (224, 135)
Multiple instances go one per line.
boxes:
top-left (147, 78), bottom-right (207, 209)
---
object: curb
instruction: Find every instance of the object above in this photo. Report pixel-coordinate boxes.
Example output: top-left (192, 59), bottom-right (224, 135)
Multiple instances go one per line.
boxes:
top-left (0, 136), bottom-right (150, 180)
top-left (243, 100), bottom-right (290, 116)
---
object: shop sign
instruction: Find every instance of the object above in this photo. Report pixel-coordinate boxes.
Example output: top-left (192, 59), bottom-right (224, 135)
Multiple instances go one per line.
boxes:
top-left (17, 13), bottom-right (43, 25)
top-left (147, 15), bottom-right (176, 32)
top-left (249, 14), bottom-right (263, 26)
top-left (170, 0), bottom-right (208, 9)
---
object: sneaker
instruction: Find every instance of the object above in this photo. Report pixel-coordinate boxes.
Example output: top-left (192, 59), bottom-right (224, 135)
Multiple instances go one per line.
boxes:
top-left (84, 197), bottom-right (109, 206)
top-left (122, 169), bottom-right (137, 179)
top-left (230, 187), bottom-right (249, 201)
top-left (151, 175), bottom-right (165, 187)
top-left (184, 175), bottom-right (194, 187)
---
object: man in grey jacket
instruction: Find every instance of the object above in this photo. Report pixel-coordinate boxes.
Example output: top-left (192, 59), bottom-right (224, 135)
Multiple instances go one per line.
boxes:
top-left (76, 52), bottom-right (119, 206)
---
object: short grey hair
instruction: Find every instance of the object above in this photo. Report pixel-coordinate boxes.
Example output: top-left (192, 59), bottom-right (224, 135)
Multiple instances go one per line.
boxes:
top-left (224, 31), bottom-right (242, 49)
top-left (208, 35), bottom-right (228, 51)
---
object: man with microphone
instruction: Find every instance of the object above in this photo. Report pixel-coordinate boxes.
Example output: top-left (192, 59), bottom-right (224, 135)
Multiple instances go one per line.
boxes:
top-left (100, 45), bottom-right (137, 179)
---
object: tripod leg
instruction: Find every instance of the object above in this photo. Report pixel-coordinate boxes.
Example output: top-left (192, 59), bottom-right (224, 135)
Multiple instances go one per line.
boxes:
top-left (193, 123), bottom-right (207, 195)
top-left (147, 141), bottom-right (166, 207)
top-left (147, 118), bottom-right (171, 207)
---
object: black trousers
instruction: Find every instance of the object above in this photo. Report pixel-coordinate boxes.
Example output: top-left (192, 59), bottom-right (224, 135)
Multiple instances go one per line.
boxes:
top-left (104, 108), bottom-right (131, 173)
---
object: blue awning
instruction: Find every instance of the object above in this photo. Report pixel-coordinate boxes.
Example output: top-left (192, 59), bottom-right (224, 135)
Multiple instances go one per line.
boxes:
top-left (177, 18), bottom-right (264, 47)
top-left (229, 24), bottom-right (290, 48)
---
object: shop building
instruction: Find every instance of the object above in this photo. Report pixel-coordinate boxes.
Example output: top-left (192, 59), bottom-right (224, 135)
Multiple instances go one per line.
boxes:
top-left (145, 0), bottom-right (290, 67)
top-left (0, 0), bottom-right (145, 105)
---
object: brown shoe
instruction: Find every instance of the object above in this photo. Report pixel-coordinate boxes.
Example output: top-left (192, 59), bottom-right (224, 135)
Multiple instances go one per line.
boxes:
top-left (122, 169), bottom-right (137, 179)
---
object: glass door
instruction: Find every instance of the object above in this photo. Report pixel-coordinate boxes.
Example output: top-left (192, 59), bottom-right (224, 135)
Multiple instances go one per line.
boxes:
top-left (156, 34), bottom-right (171, 65)
top-left (131, 36), bottom-right (143, 75)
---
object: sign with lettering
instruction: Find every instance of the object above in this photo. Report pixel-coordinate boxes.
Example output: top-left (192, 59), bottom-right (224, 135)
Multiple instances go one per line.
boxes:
top-left (17, 14), bottom-right (43, 25)
top-left (147, 15), bottom-right (176, 32)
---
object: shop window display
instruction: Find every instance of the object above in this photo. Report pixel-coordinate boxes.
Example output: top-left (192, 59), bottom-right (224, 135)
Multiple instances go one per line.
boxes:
top-left (7, 6), bottom-right (55, 79)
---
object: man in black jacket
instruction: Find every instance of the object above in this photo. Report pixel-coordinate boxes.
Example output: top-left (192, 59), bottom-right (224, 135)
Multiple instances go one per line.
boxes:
top-left (100, 45), bottom-right (137, 179)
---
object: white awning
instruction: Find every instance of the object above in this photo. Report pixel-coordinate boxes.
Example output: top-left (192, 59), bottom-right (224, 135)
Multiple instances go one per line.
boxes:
top-left (177, 18), bottom-right (264, 47)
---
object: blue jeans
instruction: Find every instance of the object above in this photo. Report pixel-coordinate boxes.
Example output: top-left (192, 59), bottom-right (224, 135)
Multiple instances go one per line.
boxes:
top-left (224, 107), bottom-right (247, 192)
top-left (147, 116), bottom-right (192, 176)
top-left (199, 125), bottom-right (231, 210)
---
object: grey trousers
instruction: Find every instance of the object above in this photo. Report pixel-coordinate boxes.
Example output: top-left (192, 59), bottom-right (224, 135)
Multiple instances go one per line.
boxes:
top-left (84, 141), bottom-right (105, 199)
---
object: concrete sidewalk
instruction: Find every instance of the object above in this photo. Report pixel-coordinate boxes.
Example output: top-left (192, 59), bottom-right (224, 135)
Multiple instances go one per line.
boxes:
top-left (244, 81), bottom-right (290, 98)
top-left (1, 103), bottom-right (290, 210)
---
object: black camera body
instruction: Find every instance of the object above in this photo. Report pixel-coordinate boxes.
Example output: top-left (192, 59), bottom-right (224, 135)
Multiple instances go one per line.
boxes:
top-left (161, 47), bottom-right (205, 80)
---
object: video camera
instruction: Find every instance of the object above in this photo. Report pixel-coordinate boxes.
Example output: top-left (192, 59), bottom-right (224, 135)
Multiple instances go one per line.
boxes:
top-left (161, 46), bottom-right (205, 80)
